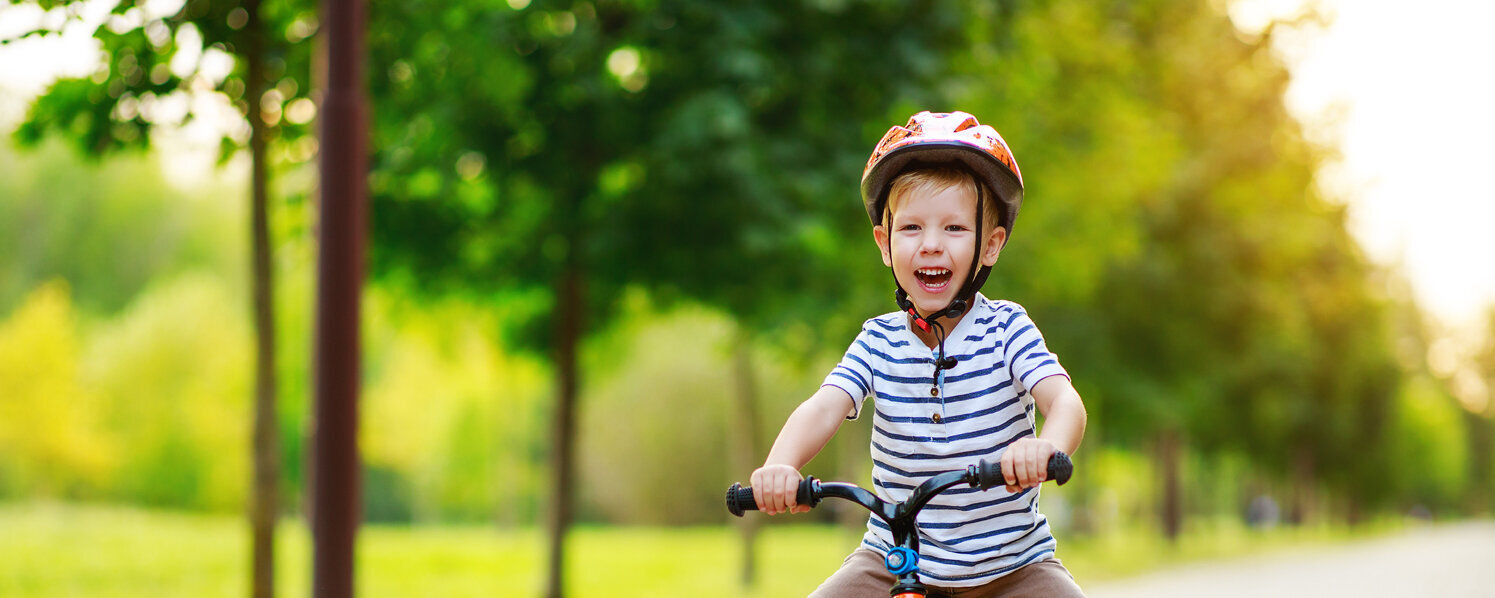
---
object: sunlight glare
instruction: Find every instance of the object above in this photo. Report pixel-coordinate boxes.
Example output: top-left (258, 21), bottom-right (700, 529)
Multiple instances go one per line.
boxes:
top-left (1236, 0), bottom-right (1495, 329)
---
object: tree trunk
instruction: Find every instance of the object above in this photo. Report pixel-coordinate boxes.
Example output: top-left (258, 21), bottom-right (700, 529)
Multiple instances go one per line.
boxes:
top-left (544, 251), bottom-right (584, 598)
top-left (1465, 409), bottom-right (1492, 514)
top-left (245, 2), bottom-right (278, 596)
top-left (1156, 429), bottom-right (1182, 542)
top-left (729, 328), bottom-right (762, 588)
top-left (1288, 446), bottom-right (1314, 525)
top-left (310, 0), bottom-right (367, 596)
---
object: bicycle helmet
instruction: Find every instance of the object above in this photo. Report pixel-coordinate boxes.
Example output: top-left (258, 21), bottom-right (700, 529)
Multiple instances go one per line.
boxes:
top-left (861, 111), bottom-right (1024, 233)
top-left (861, 111), bottom-right (1025, 335)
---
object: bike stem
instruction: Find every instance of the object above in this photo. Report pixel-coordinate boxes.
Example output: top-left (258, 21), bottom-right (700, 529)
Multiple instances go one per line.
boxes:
top-left (817, 469), bottom-right (978, 594)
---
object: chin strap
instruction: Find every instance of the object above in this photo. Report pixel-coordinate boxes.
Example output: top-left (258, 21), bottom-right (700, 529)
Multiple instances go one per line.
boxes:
top-left (894, 289), bottom-right (960, 384)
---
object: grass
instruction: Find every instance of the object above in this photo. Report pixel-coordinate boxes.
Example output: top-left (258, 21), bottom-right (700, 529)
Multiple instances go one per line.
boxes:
top-left (0, 502), bottom-right (1397, 597)
top-left (0, 502), bottom-right (857, 597)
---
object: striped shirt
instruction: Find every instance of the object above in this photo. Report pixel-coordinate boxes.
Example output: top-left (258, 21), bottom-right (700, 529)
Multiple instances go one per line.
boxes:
top-left (821, 294), bottom-right (1069, 587)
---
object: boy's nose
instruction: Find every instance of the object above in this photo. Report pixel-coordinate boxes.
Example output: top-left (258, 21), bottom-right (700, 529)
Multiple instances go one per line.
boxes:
top-left (920, 233), bottom-right (942, 254)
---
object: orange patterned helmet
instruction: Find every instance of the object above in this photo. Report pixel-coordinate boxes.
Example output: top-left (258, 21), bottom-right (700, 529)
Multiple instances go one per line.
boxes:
top-left (860, 111), bottom-right (1024, 234)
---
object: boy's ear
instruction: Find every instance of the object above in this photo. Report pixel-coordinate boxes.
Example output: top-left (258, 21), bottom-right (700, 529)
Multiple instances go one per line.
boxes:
top-left (982, 226), bottom-right (1008, 267)
top-left (873, 225), bottom-right (893, 267)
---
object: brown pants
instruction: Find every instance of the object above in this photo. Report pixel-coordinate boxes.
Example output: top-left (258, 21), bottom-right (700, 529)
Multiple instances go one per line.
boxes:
top-left (808, 548), bottom-right (1085, 598)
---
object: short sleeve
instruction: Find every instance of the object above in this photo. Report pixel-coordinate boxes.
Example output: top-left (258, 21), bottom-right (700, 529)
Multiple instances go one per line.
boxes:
top-left (822, 324), bottom-right (877, 420)
top-left (1001, 306), bottom-right (1068, 395)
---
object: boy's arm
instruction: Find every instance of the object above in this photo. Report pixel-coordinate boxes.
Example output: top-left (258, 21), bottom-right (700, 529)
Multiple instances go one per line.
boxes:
top-left (750, 385), bottom-right (856, 515)
top-left (1032, 375), bottom-right (1086, 455)
top-left (1000, 375), bottom-right (1087, 491)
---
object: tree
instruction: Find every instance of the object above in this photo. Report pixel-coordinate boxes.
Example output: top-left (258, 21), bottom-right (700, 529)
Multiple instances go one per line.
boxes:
top-left (950, 0), bottom-right (1400, 535)
top-left (6, 1), bottom-right (314, 595)
top-left (1461, 309), bottom-right (1495, 513)
top-left (365, 1), bottom-right (966, 593)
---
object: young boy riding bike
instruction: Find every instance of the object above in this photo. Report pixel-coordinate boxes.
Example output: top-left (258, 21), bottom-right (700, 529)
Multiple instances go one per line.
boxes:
top-left (751, 111), bottom-right (1089, 597)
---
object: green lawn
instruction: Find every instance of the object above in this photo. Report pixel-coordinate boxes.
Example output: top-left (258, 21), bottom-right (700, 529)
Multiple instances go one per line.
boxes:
top-left (0, 502), bottom-right (1391, 597)
top-left (1, 503), bottom-right (857, 597)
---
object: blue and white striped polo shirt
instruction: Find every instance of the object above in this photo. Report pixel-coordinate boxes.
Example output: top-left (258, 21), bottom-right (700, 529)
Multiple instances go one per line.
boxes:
top-left (821, 294), bottom-right (1069, 587)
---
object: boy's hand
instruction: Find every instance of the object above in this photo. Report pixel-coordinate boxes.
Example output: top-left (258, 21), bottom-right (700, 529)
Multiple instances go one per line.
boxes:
top-left (1000, 437), bottom-right (1057, 493)
top-left (750, 464), bottom-right (812, 515)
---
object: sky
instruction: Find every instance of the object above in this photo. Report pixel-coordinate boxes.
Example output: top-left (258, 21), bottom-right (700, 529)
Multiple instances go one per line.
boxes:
top-left (1230, 0), bottom-right (1495, 334)
top-left (2, 0), bottom-right (1493, 332)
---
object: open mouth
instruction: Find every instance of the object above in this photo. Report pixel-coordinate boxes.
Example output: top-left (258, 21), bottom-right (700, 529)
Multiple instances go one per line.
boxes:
top-left (914, 268), bottom-right (953, 290)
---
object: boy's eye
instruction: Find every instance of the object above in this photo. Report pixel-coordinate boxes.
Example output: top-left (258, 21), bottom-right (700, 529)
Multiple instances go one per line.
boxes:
top-left (899, 224), bottom-right (921, 232)
top-left (945, 225), bottom-right (968, 232)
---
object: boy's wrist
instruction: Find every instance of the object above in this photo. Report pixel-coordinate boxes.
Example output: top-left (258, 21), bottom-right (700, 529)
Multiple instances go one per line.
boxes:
top-left (1035, 433), bottom-right (1078, 457)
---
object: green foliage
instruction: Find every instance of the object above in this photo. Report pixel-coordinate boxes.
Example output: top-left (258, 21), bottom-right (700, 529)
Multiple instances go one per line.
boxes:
top-left (12, 0), bottom-right (317, 162)
top-left (0, 274), bottom-right (252, 508)
top-left (577, 299), bottom-right (805, 524)
top-left (0, 134), bottom-right (250, 507)
top-left (11, 5), bottom-right (317, 587)
top-left (367, 0), bottom-right (967, 348)
top-left (1390, 375), bottom-right (1469, 510)
top-left (0, 140), bottom-right (239, 314)
top-left (84, 273), bottom-right (253, 510)
top-left (937, 0), bottom-right (1409, 517)
top-left (1062, 447), bottom-right (1157, 537)
top-left (575, 302), bottom-right (735, 524)
top-left (360, 291), bottom-right (551, 524)
top-left (0, 282), bottom-right (112, 497)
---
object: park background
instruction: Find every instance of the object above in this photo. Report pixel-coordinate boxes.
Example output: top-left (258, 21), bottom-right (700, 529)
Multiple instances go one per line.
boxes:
top-left (2, 0), bottom-right (1493, 596)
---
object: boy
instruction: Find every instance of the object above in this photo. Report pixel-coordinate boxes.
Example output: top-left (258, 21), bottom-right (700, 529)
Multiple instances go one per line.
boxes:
top-left (751, 111), bottom-right (1088, 597)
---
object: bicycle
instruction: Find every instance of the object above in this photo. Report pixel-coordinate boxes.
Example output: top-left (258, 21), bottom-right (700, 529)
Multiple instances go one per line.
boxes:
top-left (726, 451), bottom-right (1073, 598)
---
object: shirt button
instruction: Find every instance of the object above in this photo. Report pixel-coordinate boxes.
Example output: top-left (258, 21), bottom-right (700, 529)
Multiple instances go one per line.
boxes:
top-left (930, 387), bottom-right (939, 397)
top-left (932, 413), bottom-right (943, 424)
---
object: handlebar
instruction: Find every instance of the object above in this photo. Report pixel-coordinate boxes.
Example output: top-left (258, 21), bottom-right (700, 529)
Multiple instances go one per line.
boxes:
top-left (726, 451), bottom-right (1072, 518)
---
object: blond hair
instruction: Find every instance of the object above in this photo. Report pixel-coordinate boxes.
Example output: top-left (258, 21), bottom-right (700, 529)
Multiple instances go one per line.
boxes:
top-left (884, 167), bottom-right (1003, 233)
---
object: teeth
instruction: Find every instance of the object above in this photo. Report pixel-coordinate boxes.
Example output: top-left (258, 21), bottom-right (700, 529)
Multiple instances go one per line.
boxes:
top-left (914, 267), bottom-right (952, 290)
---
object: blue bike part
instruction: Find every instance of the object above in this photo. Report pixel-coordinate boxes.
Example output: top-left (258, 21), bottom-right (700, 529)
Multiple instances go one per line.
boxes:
top-left (884, 546), bottom-right (919, 576)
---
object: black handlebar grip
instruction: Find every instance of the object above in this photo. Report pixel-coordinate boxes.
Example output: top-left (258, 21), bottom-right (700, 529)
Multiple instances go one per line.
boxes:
top-left (797, 477), bottom-right (818, 508)
top-left (975, 459), bottom-right (1004, 490)
top-left (1048, 451), bottom-right (1073, 485)
top-left (725, 477), bottom-right (820, 517)
top-left (726, 483), bottom-right (756, 517)
top-left (975, 451), bottom-right (1073, 489)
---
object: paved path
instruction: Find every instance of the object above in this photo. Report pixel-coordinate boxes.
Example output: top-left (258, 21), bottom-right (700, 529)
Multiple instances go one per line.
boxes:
top-left (1084, 521), bottom-right (1495, 598)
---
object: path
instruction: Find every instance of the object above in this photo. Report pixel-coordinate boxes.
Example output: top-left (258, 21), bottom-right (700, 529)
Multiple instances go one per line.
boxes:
top-left (1084, 521), bottom-right (1495, 598)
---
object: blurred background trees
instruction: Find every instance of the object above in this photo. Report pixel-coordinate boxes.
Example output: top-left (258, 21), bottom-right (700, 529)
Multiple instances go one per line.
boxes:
top-left (6, 0), bottom-right (317, 595)
top-left (2, 0), bottom-right (1493, 595)
top-left (363, 1), bottom-right (969, 593)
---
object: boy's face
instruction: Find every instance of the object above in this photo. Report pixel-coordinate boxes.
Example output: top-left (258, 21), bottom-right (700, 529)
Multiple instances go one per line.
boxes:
top-left (873, 184), bottom-right (1007, 318)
